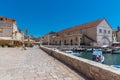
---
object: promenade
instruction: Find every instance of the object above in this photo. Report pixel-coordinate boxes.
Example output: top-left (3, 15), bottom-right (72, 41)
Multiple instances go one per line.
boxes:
top-left (0, 47), bottom-right (89, 80)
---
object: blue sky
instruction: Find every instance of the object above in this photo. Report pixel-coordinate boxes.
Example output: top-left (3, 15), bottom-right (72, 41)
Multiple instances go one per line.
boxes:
top-left (0, 0), bottom-right (120, 37)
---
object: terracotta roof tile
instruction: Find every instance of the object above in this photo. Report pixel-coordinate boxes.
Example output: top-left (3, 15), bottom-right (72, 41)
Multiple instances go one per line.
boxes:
top-left (59, 18), bottom-right (105, 34)
top-left (112, 30), bottom-right (116, 33)
top-left (6, 18), bottom-right (15, 22)
top-left (0, 16), bottom-right (5, 18)
top-left (0, 16), bottom-right (16, 23)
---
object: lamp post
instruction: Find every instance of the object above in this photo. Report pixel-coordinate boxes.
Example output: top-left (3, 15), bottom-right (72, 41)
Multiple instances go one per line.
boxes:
top-left (22, 31), bottom-right (24, 48)
top-left (12, 25), bottom-right (14, 46)
top-left (12, 32), bottom-right (14, 46)
top-left (48, 34), bottom-right (49, 46)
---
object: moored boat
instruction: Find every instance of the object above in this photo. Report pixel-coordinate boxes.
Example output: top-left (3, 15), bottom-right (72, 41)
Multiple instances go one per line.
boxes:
top-left (86, 48), bottom-right (93, 52)
top-left (65, 50), bottom-right (73, 54)
top-left (92, 50), bottom-right (104, 63)
top-left (112, 50), bottom-right (120, 54)
top-left (103, 48), bottom-right (112, 53)
top-left (111, 65), bottom-right (120, 68)
top-left (112, 47), bottom-right (120, 54)
top-left (74, 47), bottom-right (85, 51)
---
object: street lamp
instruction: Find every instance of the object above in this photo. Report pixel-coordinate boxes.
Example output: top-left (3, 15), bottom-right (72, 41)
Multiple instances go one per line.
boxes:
top-left (48, 34), bottom-right (49, 46)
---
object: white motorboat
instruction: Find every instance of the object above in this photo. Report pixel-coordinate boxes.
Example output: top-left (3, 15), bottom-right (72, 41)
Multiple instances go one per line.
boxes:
top-left (65, 50), bottom-right (81, 57)
top-left (112, 47), bottom-right (120, 54)
top-left (103, 48), bottom-right (112, 53)
top-left (65, 50), bottom-right (73, 54)
top-left (92, 50), bottom-right (104, 63)
top-left (86, 48), bottom-right (93, 52)
top-left (75, 47), bottom-right (85, 51)
top-left (111, 65), bottom-right (120, 68)
top-left (112, 50), bottom-right (120, 54)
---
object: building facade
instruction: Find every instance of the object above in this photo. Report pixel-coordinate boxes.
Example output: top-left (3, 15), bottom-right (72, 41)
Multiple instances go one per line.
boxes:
top-left (112, 30), bottom-right (117, 43)
top-left (41, 18), bottom-right (112, 47)
top-left (0, 16), bottom-right (23, 46)
top-left (116, 27), bottom-right (120, 42)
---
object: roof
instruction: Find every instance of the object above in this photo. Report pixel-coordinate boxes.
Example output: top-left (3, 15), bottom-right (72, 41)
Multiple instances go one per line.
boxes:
top-left (0, 16), bottom-right (15, 23)
top-left (6, 18), bottom-right (15, 22)
top-left (58, 18), bottom-right (105, 34)
top-left (0, 16), bottom-right (5, 18)
top-left (48, 31), bottom-right (56, 34)
top-left (112, 30), bottom-right (117, 33)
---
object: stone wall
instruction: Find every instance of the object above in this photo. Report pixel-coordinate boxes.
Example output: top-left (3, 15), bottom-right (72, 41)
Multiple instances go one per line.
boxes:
top-left (40, 46), bottom-right (120, 80)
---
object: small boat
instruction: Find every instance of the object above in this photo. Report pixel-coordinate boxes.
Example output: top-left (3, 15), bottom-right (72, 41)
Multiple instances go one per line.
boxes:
top-left (65, 50), bottom-right (73, 54)
top-left (65, 50), bottom-right (81, 57)
top-left (92, 50), bottom-right (104, 63)
top-left (112, 47), bottom-right (120, 54)
top-left (112, 50), bottom-right (120, 54)
top-left (103, 48), bottom-right (112, 53)
top-left (51, 48), bottom-right (59, 51)
top-left (111, 65), bottom-right (120, 68)
top-left (86, 48), bottom-right (93, 52)
top-left (75, 47), bottom-right (85, 51)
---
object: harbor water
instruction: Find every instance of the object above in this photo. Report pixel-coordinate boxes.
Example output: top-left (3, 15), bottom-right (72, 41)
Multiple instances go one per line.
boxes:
top-left (76, 51), bottom-right (120, 65)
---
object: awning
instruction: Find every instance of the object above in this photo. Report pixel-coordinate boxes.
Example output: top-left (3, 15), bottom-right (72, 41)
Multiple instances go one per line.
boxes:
top-left (24, 39), bottom-right (35, 43)
top-left (0, 37), bottom-right (22, 41)
top-left (102, 45), bottom-right (109, 48)
top-left (112, 42), bottom-right (120, 44)
top-left (0, 37), bottom-right (12, 40)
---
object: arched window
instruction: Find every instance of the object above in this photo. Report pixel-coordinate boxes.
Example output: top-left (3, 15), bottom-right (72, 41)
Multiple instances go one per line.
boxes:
top-left (0, 18), bottom-right (3, 21)
top-left (64, 40), bottom-right (66, 45)
top-left (76, 37), bottom-right (78, 41)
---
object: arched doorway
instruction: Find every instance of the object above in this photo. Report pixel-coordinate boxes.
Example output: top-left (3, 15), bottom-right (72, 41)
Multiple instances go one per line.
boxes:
top-left (59, 40), bottom-right (61, 45)
top-left (64, 40), bottom-right (66, 45)
top-left (101, 36), bottom-right (110, 46)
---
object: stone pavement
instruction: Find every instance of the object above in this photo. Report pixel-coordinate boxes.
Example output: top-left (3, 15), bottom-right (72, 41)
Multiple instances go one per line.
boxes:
top-left (0, 47), bottom-right (89, 80)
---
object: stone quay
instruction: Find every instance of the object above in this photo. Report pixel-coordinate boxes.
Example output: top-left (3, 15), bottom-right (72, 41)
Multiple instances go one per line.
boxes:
top-left (0, 47), bottom-right (89, 80)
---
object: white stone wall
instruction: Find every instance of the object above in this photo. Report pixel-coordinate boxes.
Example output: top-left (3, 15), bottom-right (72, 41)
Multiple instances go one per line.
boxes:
top-left (0, 19), bottom-right (22, 41)
top-left (97, 19), bottom-right (112, 46)
top-left (42, 34), bottom-right (50, 45)
top-left (16, 32), bottom-right (23, 41)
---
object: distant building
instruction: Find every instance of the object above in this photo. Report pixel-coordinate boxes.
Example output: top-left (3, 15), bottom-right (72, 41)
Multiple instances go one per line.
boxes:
top-left (41, 18), bottom-right (113, 47)
top-left (112, 30), bottom-right (117, 43)
top-left (116, 27), bottom-right (120, 42)
top-left (0, 16), bottom-right (23, 46)
top-left (111, 27), bottom-right (120, 47)
top-left (40, 32), bottom-right (57, 45)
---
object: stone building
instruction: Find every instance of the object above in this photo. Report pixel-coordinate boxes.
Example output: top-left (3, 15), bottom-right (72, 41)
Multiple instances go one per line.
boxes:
top-left (42, 18), bottom-right (112, 47)
top-left (116, 27), bottom-right (120, 42)
top-left (112, 30), bottom-right (117, 43)
top-left (0, 16), bottom-right (23, 46)
top-left (41, 32), bottom-right (57, 45)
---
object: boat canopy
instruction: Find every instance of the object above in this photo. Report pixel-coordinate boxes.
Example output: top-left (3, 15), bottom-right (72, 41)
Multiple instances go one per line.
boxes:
top-left (92, 50), bottom-right (103, 56)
